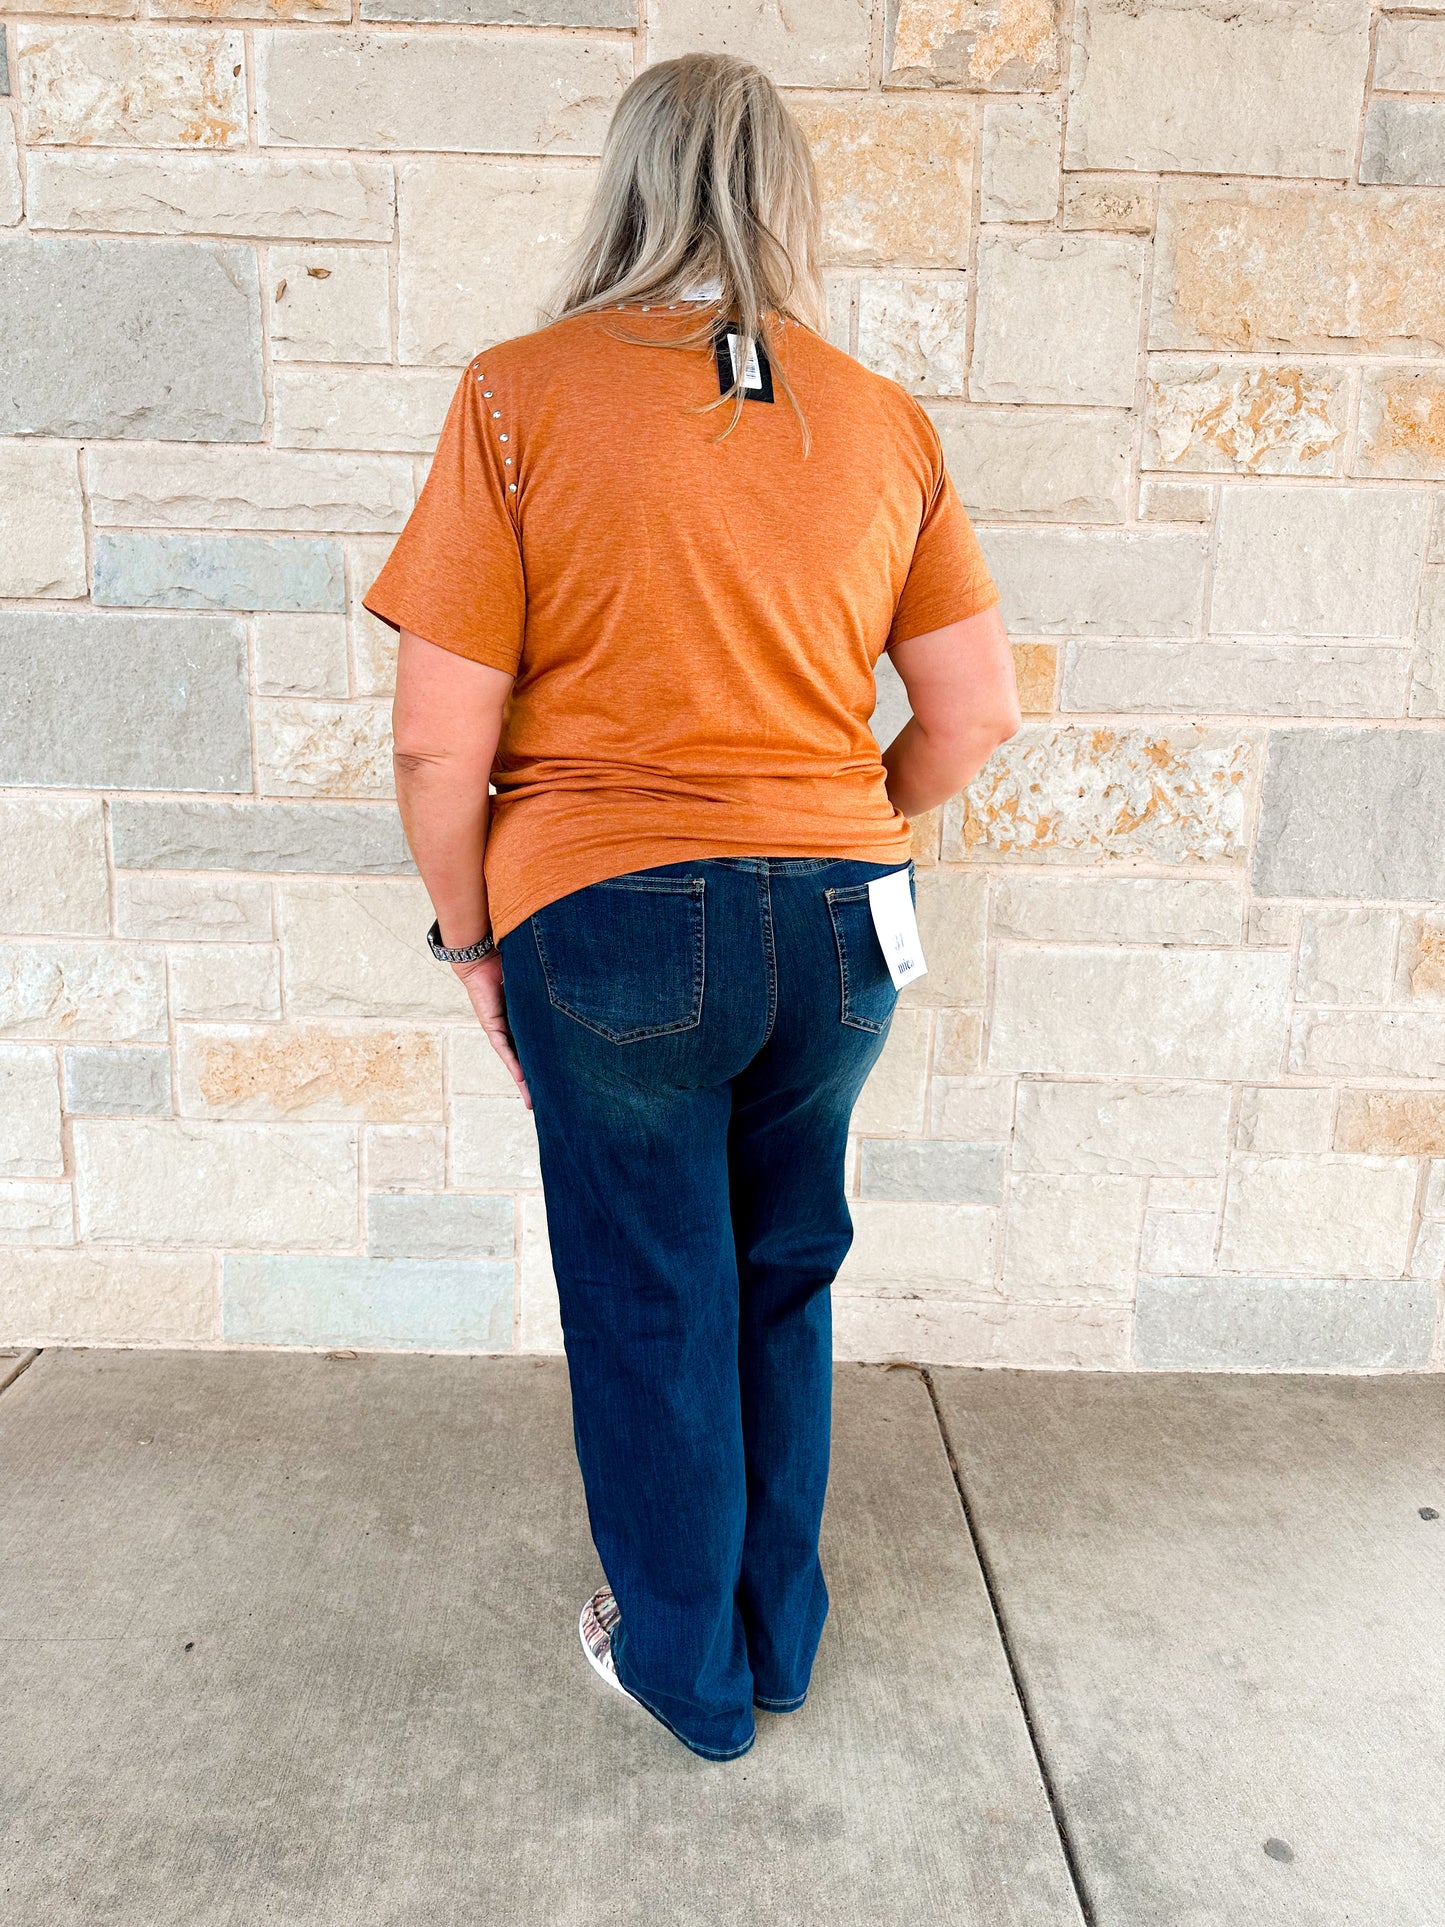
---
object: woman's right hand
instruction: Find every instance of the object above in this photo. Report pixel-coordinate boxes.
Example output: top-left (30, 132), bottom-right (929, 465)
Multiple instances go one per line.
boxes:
top-left (453, 953), bottom-right (532, 1110)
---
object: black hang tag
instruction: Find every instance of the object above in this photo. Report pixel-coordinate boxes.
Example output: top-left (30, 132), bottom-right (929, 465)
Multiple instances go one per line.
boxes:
top-left (714, 328), bottom-right (775, 403)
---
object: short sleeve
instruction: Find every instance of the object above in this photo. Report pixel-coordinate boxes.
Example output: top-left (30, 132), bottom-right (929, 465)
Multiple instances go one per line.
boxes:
top-left (887, 412), bottom-right (1000, 649)
top-left (362, 364), bottom-right (525, 674)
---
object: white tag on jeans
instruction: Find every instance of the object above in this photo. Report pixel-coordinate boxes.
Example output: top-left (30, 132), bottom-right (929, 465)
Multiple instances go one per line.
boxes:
top-left (867, 868), bottom-right (928, 989)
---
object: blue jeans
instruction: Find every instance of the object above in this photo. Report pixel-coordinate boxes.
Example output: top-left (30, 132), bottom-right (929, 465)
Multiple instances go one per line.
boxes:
top-left (499, 856), bottom-right (906, 1760)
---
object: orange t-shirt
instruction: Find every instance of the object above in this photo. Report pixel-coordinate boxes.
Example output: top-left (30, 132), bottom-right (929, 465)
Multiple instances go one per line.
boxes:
top-left (364, 307), bottom-right (999, 941)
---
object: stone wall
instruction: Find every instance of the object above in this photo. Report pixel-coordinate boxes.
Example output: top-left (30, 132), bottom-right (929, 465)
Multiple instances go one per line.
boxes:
top-left (2, 0), bottom-right (1443, 1369)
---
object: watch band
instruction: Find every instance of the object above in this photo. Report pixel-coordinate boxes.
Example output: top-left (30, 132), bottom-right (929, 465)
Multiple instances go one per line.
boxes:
top-left (426, 919), bottom-right (496, 965)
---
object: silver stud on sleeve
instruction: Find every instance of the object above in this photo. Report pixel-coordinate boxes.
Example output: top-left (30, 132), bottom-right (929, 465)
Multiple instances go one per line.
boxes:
top-left (492, 410), bottom-right (501, 419)
top-left (508, 483), bottom-right (517, 493)
top-left (500, 434), bottom-right (509, 443)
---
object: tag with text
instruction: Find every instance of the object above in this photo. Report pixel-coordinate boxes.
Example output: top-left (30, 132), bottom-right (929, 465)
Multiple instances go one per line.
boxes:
top-left (867, 868), bottom-right (927, 990)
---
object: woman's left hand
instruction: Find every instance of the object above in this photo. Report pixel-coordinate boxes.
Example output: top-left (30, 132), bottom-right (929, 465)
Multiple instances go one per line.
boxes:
top-left (453, 954), bottom-right (532, 1110)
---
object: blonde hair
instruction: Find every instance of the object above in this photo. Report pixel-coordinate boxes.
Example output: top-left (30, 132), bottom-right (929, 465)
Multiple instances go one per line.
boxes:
top-left (548, 54), bottom-right (826, 444)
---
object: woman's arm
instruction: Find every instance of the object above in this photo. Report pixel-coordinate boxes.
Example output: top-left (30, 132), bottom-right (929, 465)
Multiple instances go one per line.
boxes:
top-left (391, 628), bottom-right (529, 1103)
top-left (881, 604), bottom-right (1021, 818)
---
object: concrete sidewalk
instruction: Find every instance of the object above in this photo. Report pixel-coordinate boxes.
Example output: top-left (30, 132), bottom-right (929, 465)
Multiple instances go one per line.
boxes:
top-left (0, 1350), bottom-right (1440, 1925)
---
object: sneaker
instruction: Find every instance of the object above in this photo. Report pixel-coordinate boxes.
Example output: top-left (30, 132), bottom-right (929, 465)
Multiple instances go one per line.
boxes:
top-left (579, 1584), bottom-right (634, 1699)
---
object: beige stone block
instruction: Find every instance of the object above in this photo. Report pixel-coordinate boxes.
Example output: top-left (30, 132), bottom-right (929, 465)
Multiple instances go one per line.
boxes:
top-left (1064, 0), bottom-right (1369, 179)
top-left (980, 97), bottom-right (1060, 222)
top-left (1428, 1162), bottom-right (1445, 1218)
top-left (1410, 570), bottom-right (1445, 719)
top-left (1292, 1010), bottom-right (1445, 1080)
top-left (850, 1007), bottom-right (930, 1135)
top-left (980, 526), bottom-right (1209, 635)
top-left (0, 942), bottom-right (167, 1043)
top-left (910, 808), bottom-right (942, 867)
top-left (1247, 901), bottom-right (1299, 948)
top-left (253, 613), bottom-right (349, 698)
top-left (0, 115), bottom-right (21, 228)
top-left (0, 798), bottom-right (109, 938)
top-left (116, 876), bottom-right (272, 943)
top-left (1143, 360), bottom-right (1346, 476)
top-left (0, 1046), bottom-right (63, 1179)
top-left (1356, 367), bottom-right (1445, 481)
top-left (1137, 479), bottom-right (1214, 523)
top-left (520, 1194), bottom-right (562, 1354)
top-left (1150, 1175), bottom-right (1224, 1211)
top-left (1061, 640), bottom-right (1412, 720)
top-left (1219, 1153), bottom-right (1417, 1278)
top-left (793, 99), bottom-right (975, 268)
top-left (1238, 1086), bottom-right (1334, 1155)
top-left (932, 407), bottom-right (1131, 522)
top-left (653, 0), bottom-right (869, 83)
top-left (169, 945), bottom-right (282, 1022)
top-left (1003, 1172), bottom-right (1143, 1300)
top-left (991, 946), bottom-right (1293, 1080)
top-left (257, 31), bottom-right (627, 154)
top-left (177, 1024), bottom-right (442, 1122)
top-left (0, 443), bottom-right (85, 597)
top-left (255, 700), bottom-right (393, 800)
top-left (838, 1199), bottom-right (998, 1292)
top-left (75, 1117), bottom-right (358, 1248)
top-left (1211, 485), bottom-right (1429, 638)
top-left (267, 247), bottom-right (391, 362)
top-left (397, 160), bottom-right (596, 366)
top-left (1140, 1208), bottom-right (1216, 1276)
top-left (159, 0), bottom-right (346, 18)
top-left (18, 0), bottom-right (135, 16)
top-left (18, 26), bottom-right (246, 148)
top-left (856, 276), bottom-right (969, 396)
top-left (281, 879), bottom-right (472, 1021)
top-left (901, 870), bottom-right (987, 1007)
top-left (1152, 184), bottom-right (1445, 355)
top-left (0, 1248), bottom-right (218, 1346)
top-left (833, 1297), bottom-right (1129, 1368)
top-left (449, 1027), bottom-right (524, 1099)
top-left (1374, 16), bottom-right (1445, 89)
top-left (347, 533), bottom-right (399, 695)
top-left (364, 1123), bottom-right (445, 1192)
top-left (451, 1095), bottom-right (541, 1189)
top-left (1410, 1219), bottom-right (1445, 1282)
top-left (274, 369), bottom-right (456, 453)
top-left (949, 726), bottom-right (1254, 865)
top-left (887, 0), bottom-right (1060, 90)
top-left (822, 273), bottom-right (855, 353)
top-left (1014, 641), bottom-right (1058, 714)
top-left (0, 1181), bottom-right (74, 1245)
top-left (1013, 1078), bottom-right (1231, 1176)
top-left (935, 1009), bottom-right (983, 1074)
top-left (1399, 913), bottom-right (1445, 1005)
top-left (27, 153), bottom-right (394, 240)
top-left (1335, 1091), bottom-right (1445, 1157)
top-left (992, 874), bottom-right (1243, 946)
top-left (930, 1076), bottom-right (1014, 1140)
top-left (1061, 176), bottom-right (1155, 233)
top-left (90, 444), bottom-right (413, 534)
top-left (972, 234), bottom-right (1145, 407)
top-left (1297, 908), bottom-right (1398, 1006)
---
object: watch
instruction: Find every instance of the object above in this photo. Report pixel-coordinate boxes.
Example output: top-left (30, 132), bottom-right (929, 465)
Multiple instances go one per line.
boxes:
top-left (426, 920), bottom-right (496, 965)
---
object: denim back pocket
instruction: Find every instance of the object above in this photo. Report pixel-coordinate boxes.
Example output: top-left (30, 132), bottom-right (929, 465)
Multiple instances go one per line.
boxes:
top-left (825, 879), bottom-right (902, 1035)
top-left (531, 875), bottom-right (705, 1044)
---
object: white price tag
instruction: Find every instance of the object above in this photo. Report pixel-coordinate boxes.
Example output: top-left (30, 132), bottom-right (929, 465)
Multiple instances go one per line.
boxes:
top-left (868, 868), bottom-right (927, 990)
top-left (726, 332), bottom-right (763, 389)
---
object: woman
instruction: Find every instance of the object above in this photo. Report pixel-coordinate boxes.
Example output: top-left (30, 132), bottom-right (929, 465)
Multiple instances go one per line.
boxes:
top-left (365, 53), bottom-right (1020, 1763)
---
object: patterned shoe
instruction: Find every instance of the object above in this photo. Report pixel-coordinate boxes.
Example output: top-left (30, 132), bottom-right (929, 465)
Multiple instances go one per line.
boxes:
top-left (579, 1584), bottom-right (633, 1699)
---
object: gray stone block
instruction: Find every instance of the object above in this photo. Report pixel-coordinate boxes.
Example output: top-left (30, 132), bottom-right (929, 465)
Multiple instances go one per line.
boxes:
top-left (0, 26), bottom-right (9, 95)
top-left (1253, 729), bottom-right (1445, 900)
top-left (1361, 99), bottom-right (1445, 187)
top-left (362, 0), bottom-right (629, 17)
top-left (858, 1139), bottom-right (1006, 1205)
top-left (63, 1047), bottom-right (172, 1118)
top-left (0, 235), bottom-right (263, 441)
top-left (93, 534), bottom-right (344, 614)
top-left (222, 1255), bottom-right (514, 1348)
top-left (367, 1191), bottom-right (514, 1260)
top-left (0, 613), bottom-right (250, 793)
top-left (110, 800), bottom-right (414, 874)
top-left (1135, 1275), bottom-right (1437, 1370)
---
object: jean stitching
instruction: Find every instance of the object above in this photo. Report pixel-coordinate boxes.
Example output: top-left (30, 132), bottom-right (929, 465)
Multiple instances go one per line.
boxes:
top-left (758, 865), bottom-right (778, 1049)
top-left (753, 1690), bottom-right (807, 1710)
top-left (612, 1630), bottom-right (757, 1761)
top-left (826, 894), bottom-right (886, 1035)
top-left (531, 884), bottom-right (705, 1043)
